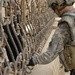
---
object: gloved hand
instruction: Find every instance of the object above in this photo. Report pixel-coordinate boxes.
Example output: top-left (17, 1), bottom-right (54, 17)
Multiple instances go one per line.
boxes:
top-left (27, 58), bottom-right (35, 66)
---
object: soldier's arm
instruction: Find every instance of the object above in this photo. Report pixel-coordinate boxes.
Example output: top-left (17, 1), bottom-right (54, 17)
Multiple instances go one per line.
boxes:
top-left (32, 22), bottom-right (71, 65)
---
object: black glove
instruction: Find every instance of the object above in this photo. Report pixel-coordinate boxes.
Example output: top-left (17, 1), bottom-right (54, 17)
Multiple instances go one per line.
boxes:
top-left (27, 58), bottom-right (35, 66)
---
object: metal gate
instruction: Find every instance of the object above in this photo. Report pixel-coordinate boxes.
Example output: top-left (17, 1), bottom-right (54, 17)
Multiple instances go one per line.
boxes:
top-left (0, 0), bottom-right (55, 75)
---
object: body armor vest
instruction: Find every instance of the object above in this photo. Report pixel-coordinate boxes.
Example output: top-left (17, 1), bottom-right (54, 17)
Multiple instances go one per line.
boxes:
top-left (59, 10), bottom-right (75, 71)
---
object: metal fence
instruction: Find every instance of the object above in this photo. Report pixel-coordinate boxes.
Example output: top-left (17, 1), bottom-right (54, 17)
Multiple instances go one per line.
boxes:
top-left (0, 0), bottom-right (55, 75)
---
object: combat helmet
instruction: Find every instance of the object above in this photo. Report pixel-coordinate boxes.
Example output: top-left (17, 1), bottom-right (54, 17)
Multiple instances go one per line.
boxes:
top-left (47, 0), bottom-right (75, 8)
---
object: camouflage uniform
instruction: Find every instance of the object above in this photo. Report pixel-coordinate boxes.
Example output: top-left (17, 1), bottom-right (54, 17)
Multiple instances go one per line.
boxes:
top-left (32, 9), bottom-right (75, 67)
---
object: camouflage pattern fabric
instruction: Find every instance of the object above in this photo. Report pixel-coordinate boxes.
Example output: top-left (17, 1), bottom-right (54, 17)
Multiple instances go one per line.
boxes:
top-left (32, 21), bottom-right (71, 65)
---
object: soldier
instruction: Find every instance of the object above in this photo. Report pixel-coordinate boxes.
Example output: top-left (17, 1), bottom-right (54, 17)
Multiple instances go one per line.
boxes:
top-left (27, 0), bottom-right (75, 75)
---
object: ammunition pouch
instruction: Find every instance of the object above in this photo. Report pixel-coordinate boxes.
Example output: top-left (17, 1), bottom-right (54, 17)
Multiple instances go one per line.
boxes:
top-left (63, 42), bottom-right (75, 71)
